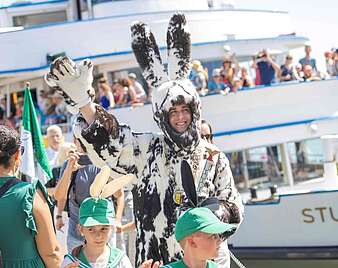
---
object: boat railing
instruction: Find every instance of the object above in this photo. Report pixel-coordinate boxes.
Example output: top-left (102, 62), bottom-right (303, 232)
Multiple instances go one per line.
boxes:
top-left (36, 77), bottom-right (338, 132)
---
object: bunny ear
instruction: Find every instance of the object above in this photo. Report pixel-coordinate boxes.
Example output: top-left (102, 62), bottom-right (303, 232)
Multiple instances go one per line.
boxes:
top-left (167, 13), bottom-right (191, 80)
top-left (90, 166), bottom-right (111, 198)
top-left (131, 21), bottom-right (169, 88)
top-left (181, 160), bottom-right (197, 206)
top-left (101, 174), bottom-right (135, 198)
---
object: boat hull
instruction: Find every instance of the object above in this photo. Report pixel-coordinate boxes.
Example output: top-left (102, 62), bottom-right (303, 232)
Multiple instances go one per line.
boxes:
top-left (228, 188), bottom-right (338, 259)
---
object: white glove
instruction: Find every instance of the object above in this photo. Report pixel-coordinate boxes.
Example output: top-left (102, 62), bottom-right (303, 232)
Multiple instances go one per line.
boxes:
top-left (44, 57), bottom-right (94, 112)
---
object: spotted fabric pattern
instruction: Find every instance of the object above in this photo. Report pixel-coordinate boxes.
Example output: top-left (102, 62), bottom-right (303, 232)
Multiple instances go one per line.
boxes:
top-left (131, 22), bottom-right (169, 88)
top-left (75, 106), bottom-right (244, 266)
top-left (167, 13), bottom-right (191, 80)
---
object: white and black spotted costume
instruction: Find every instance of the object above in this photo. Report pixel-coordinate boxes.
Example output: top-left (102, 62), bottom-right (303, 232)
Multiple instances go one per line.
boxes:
top-left (45, 14), bottom-right (244, 266)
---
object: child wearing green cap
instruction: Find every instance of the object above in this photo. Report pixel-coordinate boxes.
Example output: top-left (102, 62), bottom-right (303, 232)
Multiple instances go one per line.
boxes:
top-left (161, 207), bottom-right (237, 268)
top-left (61, 197), bottom-right (133, 268)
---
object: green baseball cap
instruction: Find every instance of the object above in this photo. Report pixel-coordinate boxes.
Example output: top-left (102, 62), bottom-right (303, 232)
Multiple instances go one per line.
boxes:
top-left (79, 197), bottom-right (115, 227)
top-left (175, 207), bottom-right (237, 241)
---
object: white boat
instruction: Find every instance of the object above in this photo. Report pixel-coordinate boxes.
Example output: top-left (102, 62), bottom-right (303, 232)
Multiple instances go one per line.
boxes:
top-left (111, 78), bottom-right (338, 265)
top-left (1, 0), bottom-right (337, 264)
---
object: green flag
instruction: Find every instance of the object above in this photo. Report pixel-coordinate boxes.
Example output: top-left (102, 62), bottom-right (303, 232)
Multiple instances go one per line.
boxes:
top-left (20, 86), bottom-right (52, 183)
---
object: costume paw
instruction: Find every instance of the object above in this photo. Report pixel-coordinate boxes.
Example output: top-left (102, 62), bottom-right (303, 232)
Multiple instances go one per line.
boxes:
top-left (44, 56), bottom-right (94, 110)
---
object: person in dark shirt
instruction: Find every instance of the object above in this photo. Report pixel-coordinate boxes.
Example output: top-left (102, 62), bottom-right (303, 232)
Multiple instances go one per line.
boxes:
top-left (256, 50), bottom-right (281, 86)
top-left (280, 55), bottom-right (299, 82)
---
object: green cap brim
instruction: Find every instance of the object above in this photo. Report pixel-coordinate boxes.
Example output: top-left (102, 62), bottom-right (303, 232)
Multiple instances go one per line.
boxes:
top-left (200, 222), bottom-right (237, 236)
top-left (80, 216), bottom-right (115, 227)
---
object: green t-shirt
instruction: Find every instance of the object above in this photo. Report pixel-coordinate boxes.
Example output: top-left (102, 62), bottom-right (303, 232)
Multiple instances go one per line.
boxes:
top-left (64, 244), bottom-right (125, 268)
top-left (161, 259), bottom-right (218, 268)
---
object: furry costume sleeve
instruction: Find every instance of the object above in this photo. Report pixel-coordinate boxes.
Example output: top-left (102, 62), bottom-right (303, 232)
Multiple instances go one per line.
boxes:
top-left (213, 151), bottom-right (244, 225)
top-left (73, 105), bottom-right (148, 179)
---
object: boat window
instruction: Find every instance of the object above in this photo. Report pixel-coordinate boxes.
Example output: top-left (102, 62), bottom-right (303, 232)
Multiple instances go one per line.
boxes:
top-left (230, 139), bottom-right (324, 191)
top-left (12, 11), bottom-right (67, 28)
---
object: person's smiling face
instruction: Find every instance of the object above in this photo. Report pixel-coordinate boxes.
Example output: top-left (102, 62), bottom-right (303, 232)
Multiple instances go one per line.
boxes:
top-left (168, 104), bottom-right (192, 133)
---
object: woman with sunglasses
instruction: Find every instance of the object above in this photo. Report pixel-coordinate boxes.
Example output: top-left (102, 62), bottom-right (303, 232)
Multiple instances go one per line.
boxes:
top-left (280, 55), bottom-right (301, 82)
top-left (201, 119), bottom-right (214, 144)
top-left (0, 125), bottom-right (62, 268)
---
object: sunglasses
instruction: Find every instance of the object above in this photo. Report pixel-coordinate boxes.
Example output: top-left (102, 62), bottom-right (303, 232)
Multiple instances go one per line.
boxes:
top-left (201, 134), bottom-right (212, 140)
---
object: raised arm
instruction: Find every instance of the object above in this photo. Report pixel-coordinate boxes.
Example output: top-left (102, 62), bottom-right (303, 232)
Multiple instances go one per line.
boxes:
top-left (266, 53), bottom-right (281, 78)
top-left (44, 57), bottom-right (145, 177)
top-left (80, 102), bottom-right (97, 125)
top-left (54, 152), bottom-right (80, 202)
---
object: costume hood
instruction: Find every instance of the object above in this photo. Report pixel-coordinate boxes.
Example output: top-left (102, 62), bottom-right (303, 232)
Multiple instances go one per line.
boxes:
top-left (131, 13), bottom-right (201, 154)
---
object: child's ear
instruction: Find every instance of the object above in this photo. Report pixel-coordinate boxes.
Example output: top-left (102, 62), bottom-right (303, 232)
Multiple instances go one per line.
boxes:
top-left (187, 236), bottom-right (198, 248)
top-left (77, 224), bottom-right (83, 235)
top-left (14, 149), bottom-right (20, 161)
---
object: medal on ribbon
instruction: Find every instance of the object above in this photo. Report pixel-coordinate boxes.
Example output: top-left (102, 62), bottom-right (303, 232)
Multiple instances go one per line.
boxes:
top-left (173, 189), bottom-right (185, 205)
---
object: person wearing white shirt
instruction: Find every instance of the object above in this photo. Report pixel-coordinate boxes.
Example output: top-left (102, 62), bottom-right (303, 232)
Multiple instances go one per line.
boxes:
top-left (128, 73), bottom-right (147, 102)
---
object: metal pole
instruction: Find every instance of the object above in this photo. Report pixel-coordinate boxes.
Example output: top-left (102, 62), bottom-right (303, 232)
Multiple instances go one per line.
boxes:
top-left (87, 0), bottom-right (93, 19)
top-left (242, 150), bottom-right (250, 189)
top-left (76, 0), bottom-right (82, 20)
top-left (280, 143), bottom-right (294, 186)
top-left (6, 85), bottom-right (10, 118)
top-left (321, 135), bottom-right (338, 185)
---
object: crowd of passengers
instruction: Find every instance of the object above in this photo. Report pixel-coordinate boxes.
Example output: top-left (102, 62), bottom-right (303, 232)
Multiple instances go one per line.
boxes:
top-left (190, 44), bottom-right (338, 96)
top-left (1, 44), bottom-right (337, 131)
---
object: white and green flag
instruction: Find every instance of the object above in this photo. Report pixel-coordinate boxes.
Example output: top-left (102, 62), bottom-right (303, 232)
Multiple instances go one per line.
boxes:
top-left (20, 86), bottom-right (52, 184)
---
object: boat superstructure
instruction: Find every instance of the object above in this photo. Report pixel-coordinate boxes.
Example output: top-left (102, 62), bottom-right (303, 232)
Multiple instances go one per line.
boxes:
top-left (0, 0), bottom-right (307, 93)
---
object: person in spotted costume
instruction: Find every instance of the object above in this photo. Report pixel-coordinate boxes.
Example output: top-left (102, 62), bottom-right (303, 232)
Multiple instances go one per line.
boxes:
top-left (45, 13), bottom-right (243, 267)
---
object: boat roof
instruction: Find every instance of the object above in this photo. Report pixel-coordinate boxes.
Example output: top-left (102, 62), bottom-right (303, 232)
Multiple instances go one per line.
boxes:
top-left (0, 0), bottom-right (67, 9)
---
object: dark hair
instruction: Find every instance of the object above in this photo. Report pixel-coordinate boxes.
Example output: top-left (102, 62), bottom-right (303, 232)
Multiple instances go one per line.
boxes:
top-left (0, 125), bottom-right (20, 169)
top-left (201, 119), bottom-right (213, 142)
top-left (77, 138), bottom-right (87, 153)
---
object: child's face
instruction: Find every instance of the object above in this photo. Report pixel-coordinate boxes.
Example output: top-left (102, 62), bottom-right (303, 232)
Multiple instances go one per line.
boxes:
top-left (190, 232), bottom-right (222, 259)
top-left (79, 225), bottom-right (113, 248)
